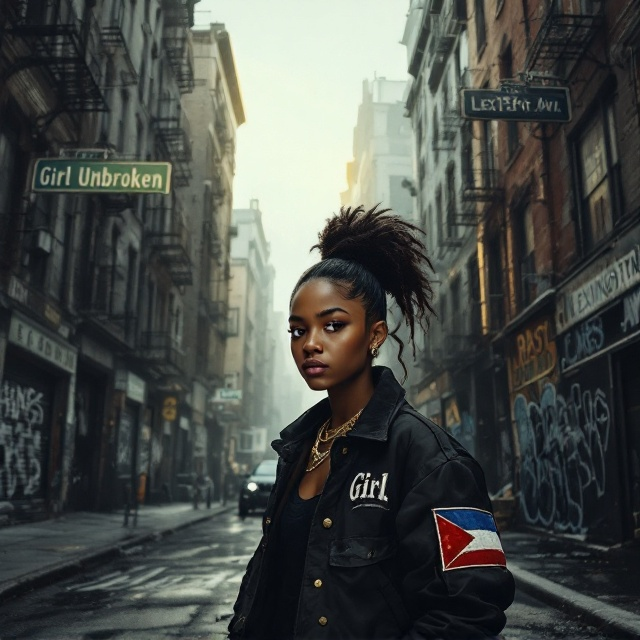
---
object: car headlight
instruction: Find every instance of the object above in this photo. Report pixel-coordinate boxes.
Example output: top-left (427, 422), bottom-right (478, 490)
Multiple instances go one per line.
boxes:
top-left (246, 482), bottom-right (258, 492)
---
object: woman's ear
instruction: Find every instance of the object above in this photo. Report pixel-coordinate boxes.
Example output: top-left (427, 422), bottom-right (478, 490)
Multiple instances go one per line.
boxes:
top-left (369, 320), bottom-right (388, 350)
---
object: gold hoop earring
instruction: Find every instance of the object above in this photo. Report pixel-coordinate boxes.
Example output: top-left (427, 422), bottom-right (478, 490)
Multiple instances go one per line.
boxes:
top-left (370, 345), bottom-right (379, 358)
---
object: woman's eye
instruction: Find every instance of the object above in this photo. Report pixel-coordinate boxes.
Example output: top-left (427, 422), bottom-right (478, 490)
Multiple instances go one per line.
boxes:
top-left (288, 327), bottom-right (305, 339)
top-left (325, 321), bottom-right (345, 332)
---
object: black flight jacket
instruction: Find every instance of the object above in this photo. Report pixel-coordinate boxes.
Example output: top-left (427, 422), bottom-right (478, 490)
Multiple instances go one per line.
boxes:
top-left (229, 367), bottom-right (515, 639)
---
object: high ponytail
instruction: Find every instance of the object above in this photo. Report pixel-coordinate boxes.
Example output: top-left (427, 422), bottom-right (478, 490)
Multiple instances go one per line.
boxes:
top-left (291, 204), bottom-right (436, 379)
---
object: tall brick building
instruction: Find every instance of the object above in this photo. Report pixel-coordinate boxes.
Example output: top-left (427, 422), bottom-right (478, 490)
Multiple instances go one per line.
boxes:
top-left (407, 0), bottom-right (640, 544)
top-left (0, 1), bottom-right (243, 522)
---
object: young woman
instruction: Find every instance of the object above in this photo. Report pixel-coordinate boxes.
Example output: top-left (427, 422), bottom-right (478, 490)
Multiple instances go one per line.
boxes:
top-left (229, 205), bottom-right (515, 640)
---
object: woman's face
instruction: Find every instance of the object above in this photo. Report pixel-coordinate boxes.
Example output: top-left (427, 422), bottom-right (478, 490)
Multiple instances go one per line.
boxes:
top-left (288, 278), bottom-right (384, 392)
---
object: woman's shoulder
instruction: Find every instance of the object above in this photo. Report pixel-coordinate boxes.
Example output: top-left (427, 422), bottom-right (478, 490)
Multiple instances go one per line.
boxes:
top-left (389, 402), bottom-right (473, 469)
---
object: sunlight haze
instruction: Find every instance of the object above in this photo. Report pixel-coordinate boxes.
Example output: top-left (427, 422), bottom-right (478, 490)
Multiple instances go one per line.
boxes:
top-left (195, 1), bottom-right (409, 316)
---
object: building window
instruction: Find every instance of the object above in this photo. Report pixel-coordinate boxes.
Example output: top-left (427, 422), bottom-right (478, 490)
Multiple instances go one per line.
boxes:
top-left (487, 235), bottom-right (504, 330)
top-left (436, 187), bottom-right (443, 248)
top-left (475, 0), bottom-right (487, 53)
top-left (439, 291), bottom-right (447, 329)
top-left (574, 99), bottom-right (621, 252)
top-left (126, 247), bottom-right (137, 317)
top-left (480, 118), bottom-right (495, 187)
top-left (450, 275), bottom-right (461, 336)
top-left (0, 126), bottom-right (17, 227)
top-left (468, 254), bottom-right (482, 335)
top-left (461, 121), bottom-right (473, 187)
top-left (118, 90), bottom-right (129, 153)
top-left (446, 163), bottom-right (457, 240)
top-left (227, 307), bottom-right (240, 337)
top-left (109, 226), bottom-right (120, 313)
top-left (518, 202), bottom-right (536, 307)
top-left (432, 106), bottom-right (439, 163)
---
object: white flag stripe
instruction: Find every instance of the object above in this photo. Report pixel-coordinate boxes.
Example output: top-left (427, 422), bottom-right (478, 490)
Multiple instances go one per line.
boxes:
top-left (464, 529), bottom-right (503, 552)
top-left (449, 529), bottom-right (503, 565)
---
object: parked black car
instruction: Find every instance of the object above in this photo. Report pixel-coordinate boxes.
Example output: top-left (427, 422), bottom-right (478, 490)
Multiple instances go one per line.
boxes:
top-left (238, 459), bottom-right (277, 517)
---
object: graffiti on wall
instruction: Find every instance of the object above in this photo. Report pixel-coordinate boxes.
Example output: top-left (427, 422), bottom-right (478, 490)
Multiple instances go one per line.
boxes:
top-left (621, 286), bottom-right (640, 334)
top-left (509, 319), bottom-right (557, 392)
top-left (117, 410), bottom-right (133, 475)
top-left (560, 317), bottom-right (604, 371)
top-left (0, 380), bottom-right (45, 500)
top-left (558, 285), bottom-right (640, 373)
top-left (513, 381), bottom-right (610, 534)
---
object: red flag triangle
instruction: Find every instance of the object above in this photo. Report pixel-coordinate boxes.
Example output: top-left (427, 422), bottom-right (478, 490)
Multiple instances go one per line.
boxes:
top-left (435, 513), bottom-right (475, 569)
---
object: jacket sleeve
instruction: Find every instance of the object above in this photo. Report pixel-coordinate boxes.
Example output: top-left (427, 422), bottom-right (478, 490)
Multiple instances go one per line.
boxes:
top-left (395, 455), bottom-right (515, 639)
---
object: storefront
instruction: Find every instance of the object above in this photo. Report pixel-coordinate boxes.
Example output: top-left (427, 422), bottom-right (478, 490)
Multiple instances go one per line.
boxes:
top-left (555, 243), bottom-right (640, 543)
top-left (67, 335), bottom-right (113, 512)
top-left (113, 370), bottom-right (145, 509)
top-left (0, 311), bottom-right (77, 521)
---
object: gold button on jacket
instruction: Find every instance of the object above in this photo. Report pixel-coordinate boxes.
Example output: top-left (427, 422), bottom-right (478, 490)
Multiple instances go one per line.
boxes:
top-left (314, 579), bottom-right (323, 588)
top-left (322, 517), bottom-right (333, 528)
top-left (318, 616), bottom-right (328, 626)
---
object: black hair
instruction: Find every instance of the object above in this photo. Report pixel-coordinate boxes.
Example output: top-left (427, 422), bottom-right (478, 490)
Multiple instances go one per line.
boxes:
top-left (291, 204), bottom-right (436, 379)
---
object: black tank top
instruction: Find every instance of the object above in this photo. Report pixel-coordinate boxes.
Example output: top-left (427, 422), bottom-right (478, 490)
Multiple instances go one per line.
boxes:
top-left (268, 488), bottom-right (321, 639)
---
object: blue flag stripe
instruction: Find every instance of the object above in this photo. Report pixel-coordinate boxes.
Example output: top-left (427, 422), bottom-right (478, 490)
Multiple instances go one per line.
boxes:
top-left (434, 508), bottom-right (496, 532)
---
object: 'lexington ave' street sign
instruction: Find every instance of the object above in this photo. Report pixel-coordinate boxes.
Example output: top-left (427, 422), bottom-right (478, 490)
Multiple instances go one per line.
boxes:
top-left (32, 158), bottom-right (172, 194)
top-left (461, 85), bottom-right (571, 122)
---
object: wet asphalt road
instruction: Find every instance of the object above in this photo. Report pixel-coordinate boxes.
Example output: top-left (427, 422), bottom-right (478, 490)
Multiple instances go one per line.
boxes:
top-left (0, 510), bottom-right (620, 639)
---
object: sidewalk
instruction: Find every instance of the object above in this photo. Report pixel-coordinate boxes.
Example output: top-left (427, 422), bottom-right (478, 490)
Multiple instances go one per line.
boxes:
top-left (1, 506), bottom-right (639, 639)
top-left (502, 529), bottom-right (640, 639)
top-left (0, 502), bottom-right (233, 603)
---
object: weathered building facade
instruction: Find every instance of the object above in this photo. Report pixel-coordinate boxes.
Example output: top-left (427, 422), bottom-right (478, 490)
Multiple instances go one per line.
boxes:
top-left (222, 200), bottom-right (276, 472)
top-left (0, 1), bottom-right (242, 522)
top-left (410, 0), bottom-right (640, 544)
top-left (181, 23), bottom-right (244, 499)
top-left (340, 76), bottom-right (421, 385)
top-left (403, 0), bottom-right (490, 468)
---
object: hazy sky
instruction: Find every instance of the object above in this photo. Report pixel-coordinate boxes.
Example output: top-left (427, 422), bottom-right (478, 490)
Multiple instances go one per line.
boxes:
top-left (196, 0), bottom-right (410, 315)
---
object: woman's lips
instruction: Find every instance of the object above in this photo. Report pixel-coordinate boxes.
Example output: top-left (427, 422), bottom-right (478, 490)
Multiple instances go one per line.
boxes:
top-left (303, 365), bottom-right (328, 376)
top-left (302, 361), bottom-right (328, 376)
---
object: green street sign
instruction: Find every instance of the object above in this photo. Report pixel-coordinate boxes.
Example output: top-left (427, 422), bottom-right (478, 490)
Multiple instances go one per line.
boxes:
top-left (31, 159), bottom-right (172, 194)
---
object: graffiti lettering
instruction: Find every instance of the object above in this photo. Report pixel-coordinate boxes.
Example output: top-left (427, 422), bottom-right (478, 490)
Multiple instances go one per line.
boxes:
top-left (621, 287), bottom-right (640, 334)
top-left (560, 317), bottom-right (605, 370)
top-left (0, 380), bottom-right (45, 500)
top-left (510, 319), bottom-right (557, 390)
top-left (513, 382), bottom-right (610, 534)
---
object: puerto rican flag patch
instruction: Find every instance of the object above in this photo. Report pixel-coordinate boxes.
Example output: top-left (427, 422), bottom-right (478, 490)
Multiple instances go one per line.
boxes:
top-left (433, 507), bottom-right (507, 571)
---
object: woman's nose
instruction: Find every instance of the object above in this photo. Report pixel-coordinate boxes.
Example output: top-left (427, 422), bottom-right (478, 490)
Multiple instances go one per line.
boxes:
top-left (303, 328), bottom-right (323, 353)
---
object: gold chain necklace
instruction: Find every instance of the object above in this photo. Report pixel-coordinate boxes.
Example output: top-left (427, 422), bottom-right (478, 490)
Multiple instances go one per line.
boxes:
top-left (305, 409), bottom-right (363, 472)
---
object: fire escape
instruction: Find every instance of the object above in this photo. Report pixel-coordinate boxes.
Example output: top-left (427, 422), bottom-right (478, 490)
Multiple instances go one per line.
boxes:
top-left (137, 330), bottom-right (186, 378)
top-left (153, 97), bottom-right (192, 187)
top-left (161, 0), bottom-right (195, 94)
top-left (146, 198), bottom-right (193, 286)
top-left (100, 0), bottom-right (137, 86)
top-left (428, 0), bottom-right (466, 92)
top-left (461, 160), bottom-right (503, 221)
top-left (525, 2), bottom-right (605, 76)
top-left (4, 0), bottom-right (107, 126)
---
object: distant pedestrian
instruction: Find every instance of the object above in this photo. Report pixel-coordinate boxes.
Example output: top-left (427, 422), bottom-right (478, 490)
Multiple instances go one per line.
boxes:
top-left (229, 205), bottom-right (515, 639)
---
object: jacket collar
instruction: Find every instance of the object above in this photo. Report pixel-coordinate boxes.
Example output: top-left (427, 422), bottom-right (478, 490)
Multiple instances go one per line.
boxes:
top-left (272, 366), bottom-right (406, 459)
